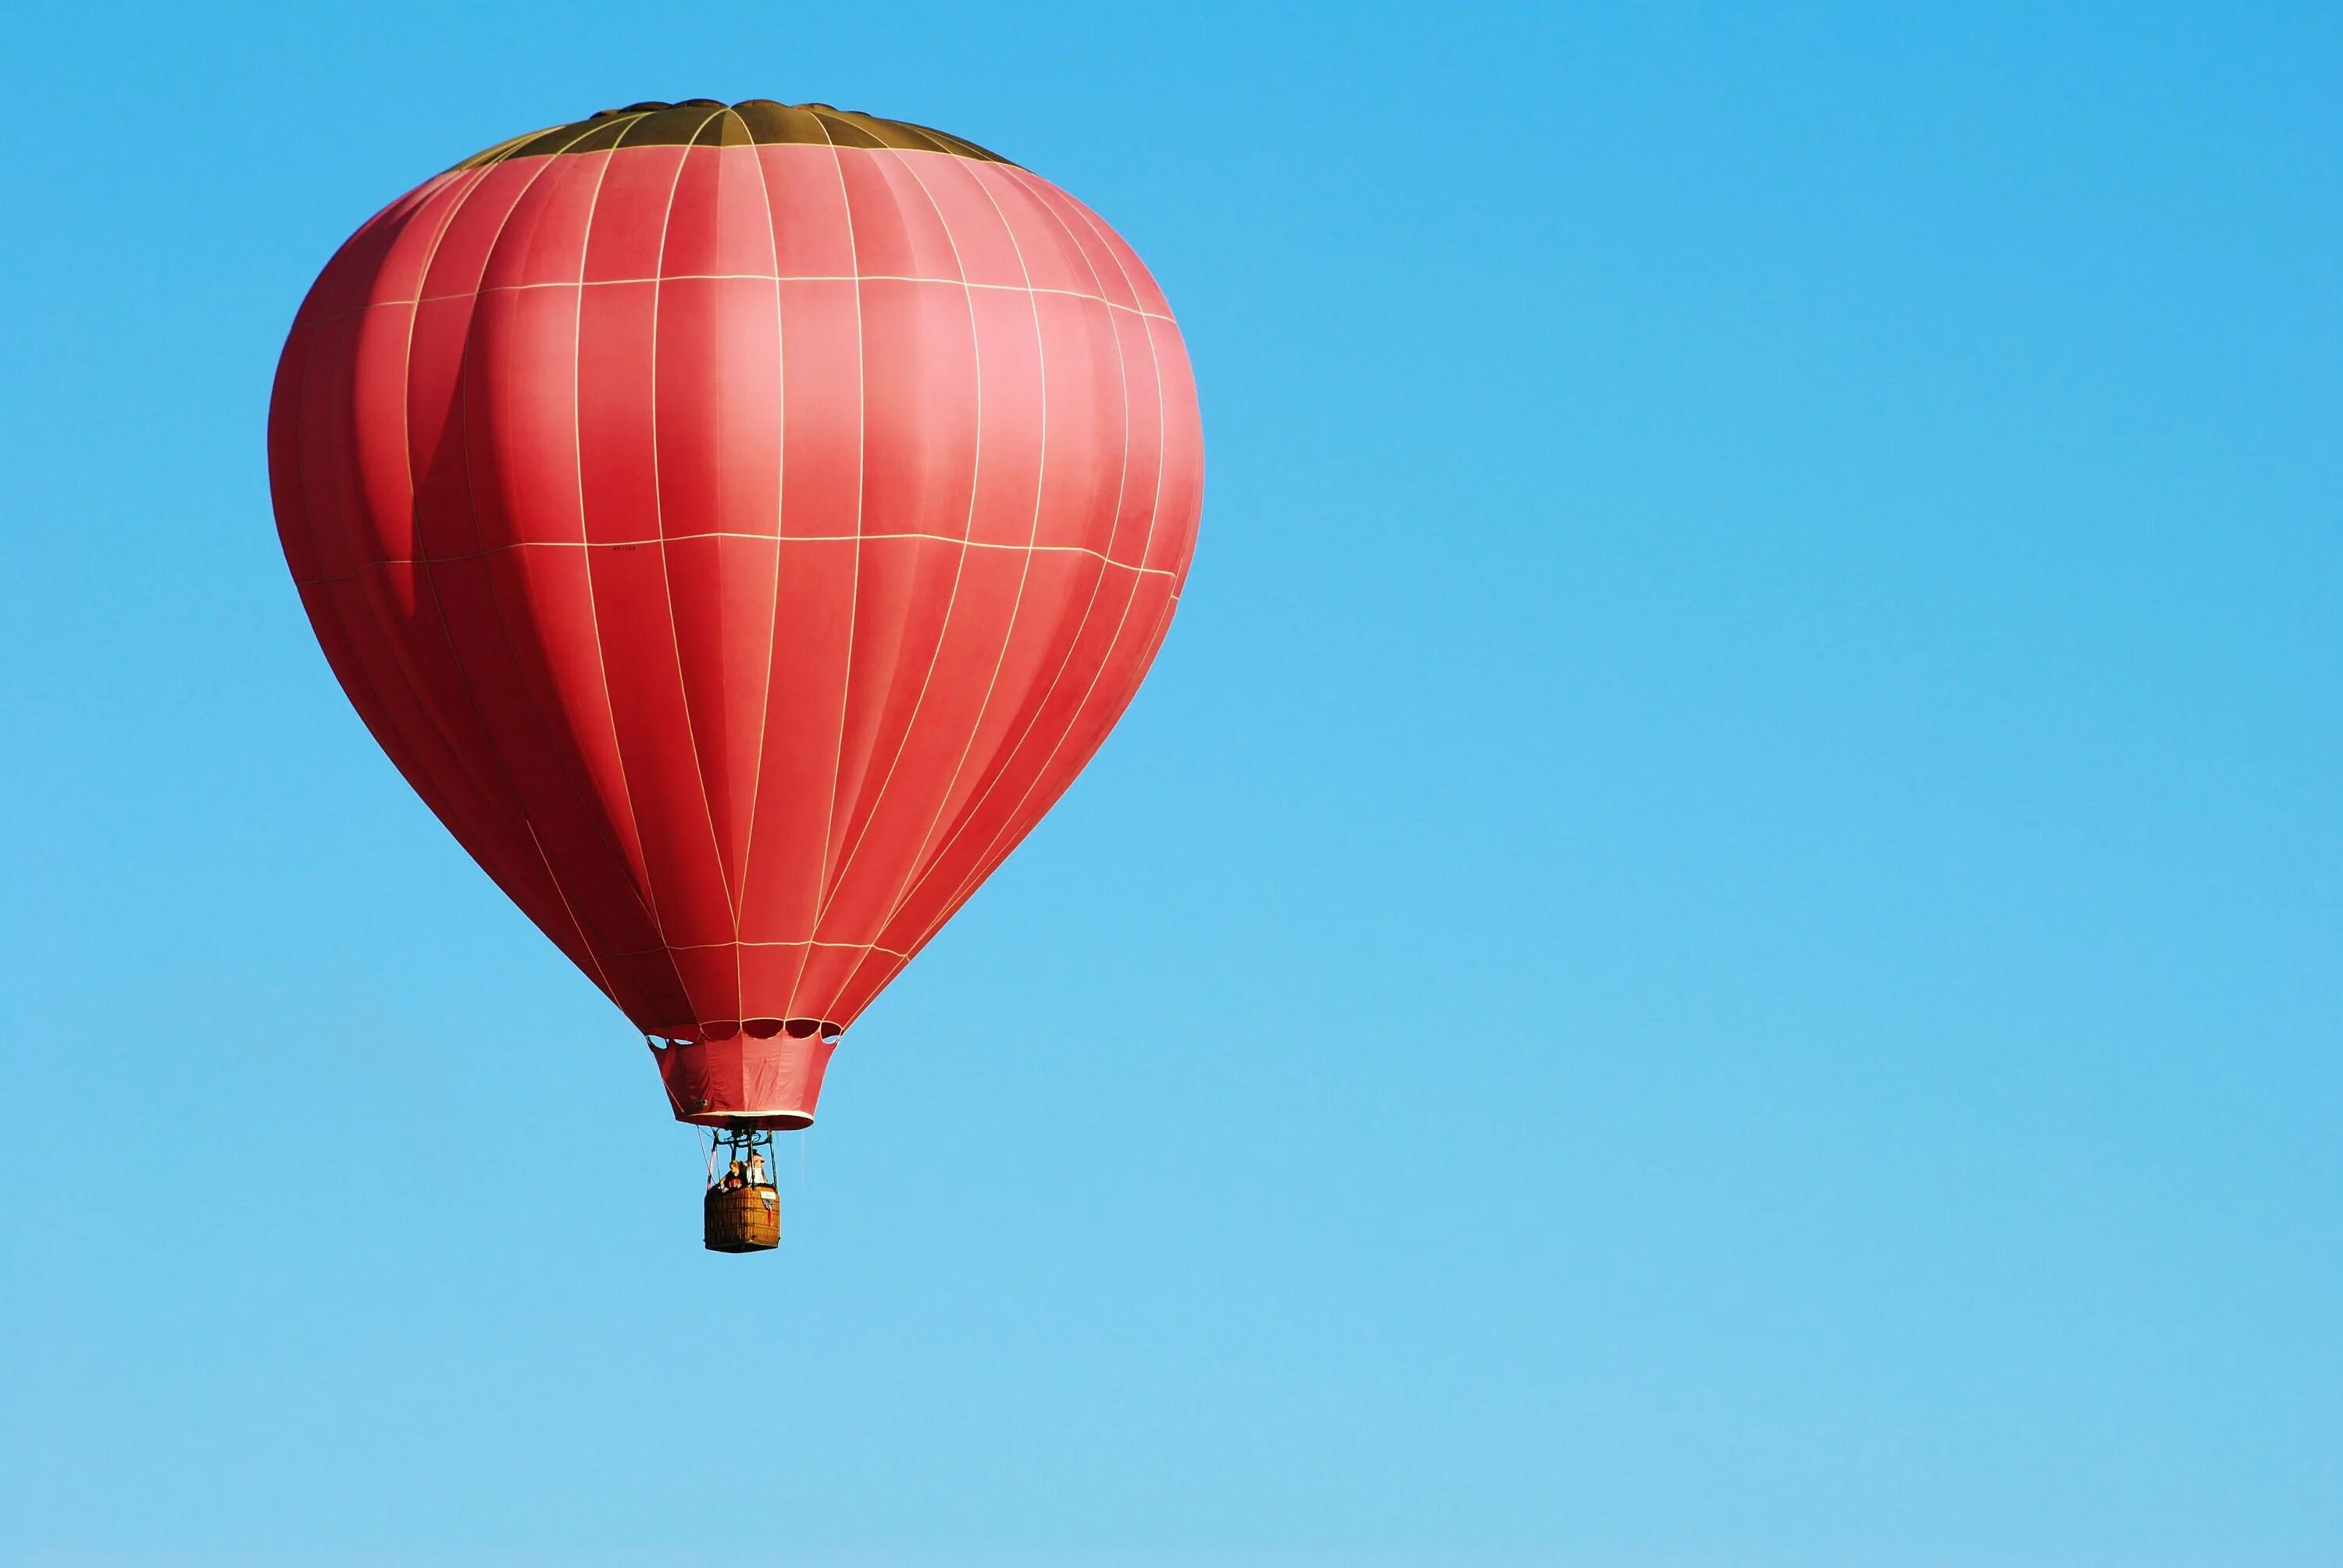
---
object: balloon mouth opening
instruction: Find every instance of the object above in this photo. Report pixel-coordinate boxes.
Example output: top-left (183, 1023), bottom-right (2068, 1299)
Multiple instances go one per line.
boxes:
top-left (690, 1110), bottom-right (813, 1131)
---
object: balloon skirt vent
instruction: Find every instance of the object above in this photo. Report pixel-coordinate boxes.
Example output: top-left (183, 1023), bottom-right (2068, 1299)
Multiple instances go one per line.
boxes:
top-left (704, 1185), bottom-right (780, 1253)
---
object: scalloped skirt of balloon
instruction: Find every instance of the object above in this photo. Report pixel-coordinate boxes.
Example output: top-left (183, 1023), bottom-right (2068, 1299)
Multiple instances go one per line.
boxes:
top-left (654, 1032), bottom-right (838, 1130)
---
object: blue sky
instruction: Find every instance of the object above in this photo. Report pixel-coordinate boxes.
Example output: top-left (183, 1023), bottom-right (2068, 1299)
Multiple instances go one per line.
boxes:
top-left (2, 2), bottom-right (2336, 1564)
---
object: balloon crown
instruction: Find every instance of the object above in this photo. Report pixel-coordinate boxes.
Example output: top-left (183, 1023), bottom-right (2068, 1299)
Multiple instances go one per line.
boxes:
top-left (453, 99), bottom-right (1015, 171)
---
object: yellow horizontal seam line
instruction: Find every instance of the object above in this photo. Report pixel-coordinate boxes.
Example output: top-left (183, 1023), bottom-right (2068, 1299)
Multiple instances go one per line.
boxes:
top-left (607, 938), bottom-right (910, 959)
top-left (299, 276), bottom-right (1172, 330)
top-left (296, 536), bottom-right (1180, 589)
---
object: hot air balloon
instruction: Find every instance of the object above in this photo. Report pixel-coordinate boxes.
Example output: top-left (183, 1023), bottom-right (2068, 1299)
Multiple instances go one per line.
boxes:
top-left (267, 99), bottom-right (1203, 1251)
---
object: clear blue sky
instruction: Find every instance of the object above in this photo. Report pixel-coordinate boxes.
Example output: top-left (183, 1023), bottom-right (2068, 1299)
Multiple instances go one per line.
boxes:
top-left (2, 3), bottom-right (2336, 1564)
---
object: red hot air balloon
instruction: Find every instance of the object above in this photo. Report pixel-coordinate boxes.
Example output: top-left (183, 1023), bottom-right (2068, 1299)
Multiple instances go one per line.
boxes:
top-left (268, 100), bottom-right (1202, 1238)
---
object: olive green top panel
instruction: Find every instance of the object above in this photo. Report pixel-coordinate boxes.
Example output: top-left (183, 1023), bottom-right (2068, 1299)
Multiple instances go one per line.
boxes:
top-left (452, 99), bottom-right (1015, 170)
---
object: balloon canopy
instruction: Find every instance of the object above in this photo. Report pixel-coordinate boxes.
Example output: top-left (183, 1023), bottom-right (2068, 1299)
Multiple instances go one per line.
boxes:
top-left (269, 100), bottom-right (1202, 1128)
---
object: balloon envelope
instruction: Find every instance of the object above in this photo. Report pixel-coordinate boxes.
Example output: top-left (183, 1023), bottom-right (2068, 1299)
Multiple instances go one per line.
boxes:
top-left (269, 101), bottom-right (1203, 1125)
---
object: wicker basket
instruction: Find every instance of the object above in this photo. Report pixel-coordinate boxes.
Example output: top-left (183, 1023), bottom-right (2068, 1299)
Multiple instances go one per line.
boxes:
top-left (704, 1184), bottom-right (781, 1253)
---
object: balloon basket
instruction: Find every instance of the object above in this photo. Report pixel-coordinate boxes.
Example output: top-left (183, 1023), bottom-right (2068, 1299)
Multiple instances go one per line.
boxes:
top-left (702, 1125), bottom-right (782, 1253)
top-left (704, 1183), bottom-right (780, 1252)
